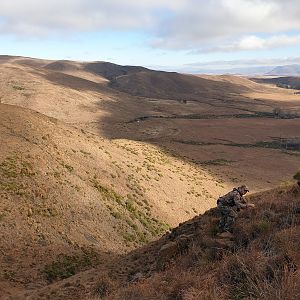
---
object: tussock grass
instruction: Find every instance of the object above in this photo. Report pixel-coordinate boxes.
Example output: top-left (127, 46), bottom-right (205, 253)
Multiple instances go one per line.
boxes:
top-left (102, 184), bottom-right (300, 299)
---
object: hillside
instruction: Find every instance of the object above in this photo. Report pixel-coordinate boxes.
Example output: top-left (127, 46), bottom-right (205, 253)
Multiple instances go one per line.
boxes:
top-left (110, 71), bottom-right (250, 100)
top-left (83, 62), bottom-right (149, 81)
top-left (0, 104), bottom-right (226, 298)
top-left (17, 182), bottom-right (300, 299)
top-left (1, 56), bottom-right (300, 192)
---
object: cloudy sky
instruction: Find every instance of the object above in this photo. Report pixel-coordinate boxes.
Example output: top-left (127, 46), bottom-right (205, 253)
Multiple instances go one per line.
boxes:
top-left (0, 0), bottom-right (300, 71)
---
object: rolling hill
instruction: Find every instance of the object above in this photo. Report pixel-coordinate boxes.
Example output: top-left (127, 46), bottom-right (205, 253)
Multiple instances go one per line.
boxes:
top-left (1, 56), bottom-right (300, 191)
top-left (0, 103), bottom-right (225, 298)
top-left (109, 70), bottom-right (250, 100)
top-left (1, 55), bottom-right (300, 299)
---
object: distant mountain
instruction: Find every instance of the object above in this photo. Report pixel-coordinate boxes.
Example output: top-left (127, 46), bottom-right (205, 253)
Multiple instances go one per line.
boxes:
top-left (182, 64), bottom-right (300, 76)
top-left (267, 64), bottom-right (300, 76)
top-left (185, 66), bottom-right (274, 76)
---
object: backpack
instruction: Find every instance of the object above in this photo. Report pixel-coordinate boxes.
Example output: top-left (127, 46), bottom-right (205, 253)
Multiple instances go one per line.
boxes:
top-left (217, 190), bottom-right (238, 207)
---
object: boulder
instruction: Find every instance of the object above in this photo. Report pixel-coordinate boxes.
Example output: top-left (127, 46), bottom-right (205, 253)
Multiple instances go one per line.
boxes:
top-left (156, 241), bottom-right (178, 270)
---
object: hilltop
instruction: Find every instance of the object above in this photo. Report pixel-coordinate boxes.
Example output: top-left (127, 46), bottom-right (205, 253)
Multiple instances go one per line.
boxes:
top-left (252, 76), bottom-right (300, 91)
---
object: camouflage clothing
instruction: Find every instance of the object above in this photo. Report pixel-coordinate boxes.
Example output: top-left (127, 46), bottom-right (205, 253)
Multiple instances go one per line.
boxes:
top-left (218, 206), bottom-right (238, 232)
top-left (217, 186), bottom-right (249, 232)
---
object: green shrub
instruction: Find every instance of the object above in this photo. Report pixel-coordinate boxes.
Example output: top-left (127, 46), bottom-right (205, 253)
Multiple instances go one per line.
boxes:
top-left (64, 164), bottom-right (74, 172)
top-left (12, 85), bottom-right (25, 91)
top-left (293, 171), bottom-right (300, 181)
top-left (43, 250), bottom-right (98, 282)
top-left (110, 211), bottom-right (122, 219)
top-left (252, 221), bottom-right (271, 235)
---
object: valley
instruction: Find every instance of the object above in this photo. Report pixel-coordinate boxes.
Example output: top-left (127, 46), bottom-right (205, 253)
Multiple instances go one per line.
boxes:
top-left (0, 55), bottom-right (300, 299)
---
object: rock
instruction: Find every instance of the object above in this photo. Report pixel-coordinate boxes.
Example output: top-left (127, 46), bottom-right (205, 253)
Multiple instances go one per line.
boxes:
top-left (215, 232), bottom-right (235, 248)
top-left (27, 208), bottom-right (33, 217)
top-left (176, 234), bottom-right (193, 253)
top-left (217, 232), bottom-right (234, 239)
top-left (157, 233), bottom-right (195, 270)
top-left (156, 241), bottom-right (178, 270)
top-left (215, 239), bottom-right (235, 248)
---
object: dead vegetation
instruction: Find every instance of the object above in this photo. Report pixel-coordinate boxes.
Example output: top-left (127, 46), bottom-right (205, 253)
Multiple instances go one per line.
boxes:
top-left (89, 184), bottom-right (300, 300)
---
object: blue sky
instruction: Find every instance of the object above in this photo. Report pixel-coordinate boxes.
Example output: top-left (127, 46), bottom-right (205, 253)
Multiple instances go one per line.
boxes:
top-left (0, 0), bottom-right (300, 72)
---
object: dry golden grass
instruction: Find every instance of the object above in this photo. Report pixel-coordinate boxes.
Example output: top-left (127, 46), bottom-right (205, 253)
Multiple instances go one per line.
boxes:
top-left (0, 103), bottom-right (227, 299)
top-left (1, 56), bottom-right (300, 299)
top-left (1, 56), bottom-right (300, 191)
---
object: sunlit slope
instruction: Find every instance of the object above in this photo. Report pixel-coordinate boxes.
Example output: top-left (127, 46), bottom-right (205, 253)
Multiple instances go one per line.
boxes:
top-left (0, 104), bottom-right (225, 297)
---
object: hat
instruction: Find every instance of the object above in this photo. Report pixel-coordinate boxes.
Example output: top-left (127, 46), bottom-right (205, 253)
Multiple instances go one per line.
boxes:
top-left (240, 185), bottom-right (249, 192)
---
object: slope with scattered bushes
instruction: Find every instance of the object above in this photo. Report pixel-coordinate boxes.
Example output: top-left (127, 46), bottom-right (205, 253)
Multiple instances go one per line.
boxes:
top-left (0, 104), bottom-right (226, 298)
top-left (24, 183), bottom-right (300, 299)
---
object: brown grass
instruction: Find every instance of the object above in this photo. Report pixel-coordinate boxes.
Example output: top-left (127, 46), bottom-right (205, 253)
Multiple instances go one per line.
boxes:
top-left (102, 184), bottom-right (300, 300)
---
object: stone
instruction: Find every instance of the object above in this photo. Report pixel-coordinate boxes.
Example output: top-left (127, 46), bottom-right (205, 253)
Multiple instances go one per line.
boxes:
top-left (217, 231), bottom-right (234, 239)
top-left (156, 241), bottom-right (178, 270)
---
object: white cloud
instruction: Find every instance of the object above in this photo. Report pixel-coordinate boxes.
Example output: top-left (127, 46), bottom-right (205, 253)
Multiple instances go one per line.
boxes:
top-left (0, 0), bottom-right (177, 35)
top-left (199, 34), bottom-right (300, 53)
top-left (0, 0), bottom-right (300, 53)
top-left (153, 0), bottom-right (300, 51)
top-left (238, 36), bottom-right (265, 51)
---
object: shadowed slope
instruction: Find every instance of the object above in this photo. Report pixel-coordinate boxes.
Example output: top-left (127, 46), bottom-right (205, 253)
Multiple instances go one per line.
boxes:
top-left (24, 183), bottom-right (300, 299)
top-left (43, 60), bottom-right (82, 72)
top-left (83, 62), bottom-right (149, 81)
top-left (110, 70), bottom-right (250, 101)
top-left (1, 56), bottom-right (300, 193)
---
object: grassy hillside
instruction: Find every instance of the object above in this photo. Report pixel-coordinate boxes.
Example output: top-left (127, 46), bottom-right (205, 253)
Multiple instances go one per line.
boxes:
top-left (109, 70), bottom-right (250, 101)
top-left (110, 183), bottom-right (300, 300)
top-left (24, 183), bottom-right (300, 299)
top-left (0, 104), bottom-right (226, 298)
top-left (1, 56), bottom-right (300, 299)
top-left (1, 56), bottom-right (300, 193)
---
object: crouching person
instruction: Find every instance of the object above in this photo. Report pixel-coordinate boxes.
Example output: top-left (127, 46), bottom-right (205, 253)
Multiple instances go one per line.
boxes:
top-left (217, 185), bottom-right (255, 233)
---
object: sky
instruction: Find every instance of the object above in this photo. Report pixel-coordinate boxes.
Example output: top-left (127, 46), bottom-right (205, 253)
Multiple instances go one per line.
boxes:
top-left (0, 0), bottom-right (300, 72)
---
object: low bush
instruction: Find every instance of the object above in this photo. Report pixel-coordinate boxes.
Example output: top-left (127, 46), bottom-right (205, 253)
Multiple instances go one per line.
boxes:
top-left (43, 250), bottom-right (99, 282)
